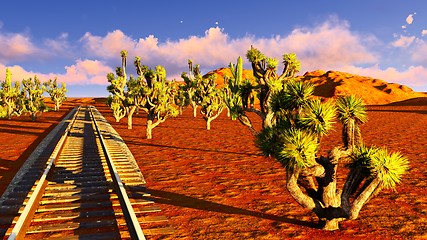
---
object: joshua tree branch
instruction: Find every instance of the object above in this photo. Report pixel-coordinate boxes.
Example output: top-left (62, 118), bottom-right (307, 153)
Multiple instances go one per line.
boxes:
top-left (348, 177), bottom-right (381, 220)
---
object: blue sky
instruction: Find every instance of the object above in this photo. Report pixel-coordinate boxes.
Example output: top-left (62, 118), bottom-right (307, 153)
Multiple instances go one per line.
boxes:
top-left (1, 1), bottom-right (427, 97)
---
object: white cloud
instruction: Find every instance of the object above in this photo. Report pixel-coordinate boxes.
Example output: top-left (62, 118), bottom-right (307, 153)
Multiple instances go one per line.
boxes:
top-left (422, 30), bottom-right (427, 36)
top-left (281, 18), bottom-right (377, 71)
top-left (80, 30), bottom-right (136, 59)
top-left (61, 59), bottom-right (113, 85)
top-left (410, 39), bottom-right (427, 63)
top-left (0, 32), bottom-right (39, 62)
top-left (391, 35), bottom-right (416, 48)
top-left (0, 59), bottom-right (113, 86)
top-left (78, 17), bottom-right (377, 80)
top-left (43, 32), bottom-right (73, 57)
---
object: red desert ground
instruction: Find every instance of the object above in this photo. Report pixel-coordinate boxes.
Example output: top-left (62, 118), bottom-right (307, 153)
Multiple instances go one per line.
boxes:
top-left (1, 70), bottom-right (427, 239)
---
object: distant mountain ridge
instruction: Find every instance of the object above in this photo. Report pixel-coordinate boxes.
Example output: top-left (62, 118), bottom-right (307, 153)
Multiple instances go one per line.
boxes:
top-left (206, 68), bottom-right (426, 105)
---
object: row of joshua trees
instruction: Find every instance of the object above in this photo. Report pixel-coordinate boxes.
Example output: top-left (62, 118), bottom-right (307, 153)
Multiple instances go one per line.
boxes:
top-left (107, 47), bottom-right (409, 230)
top-left (0, 69), bottom-right (67, 121)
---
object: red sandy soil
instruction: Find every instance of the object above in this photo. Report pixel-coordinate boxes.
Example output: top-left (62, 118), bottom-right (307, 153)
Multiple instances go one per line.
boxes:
top-left (1, 97), bottom-right (427, 239)
top-left (95, 97), bottom-right (427, 239)
top-left (0, 98), bottom-right (86, 195)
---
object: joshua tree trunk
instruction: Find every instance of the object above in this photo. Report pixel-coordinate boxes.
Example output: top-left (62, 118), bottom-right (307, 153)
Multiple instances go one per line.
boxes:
top-left (146, 119), bottom-right (153, 139)
top-left (7, 103), bottom-right (13, 120)
top-left (127, 106), bottom-right (137, 129)
top-left (263, 111), bottom-right (274, 129)
top-left (145, 110), bottom-right (167, 139)
top-left (317, 155), bottom-right (342, 230)
top-left (206, 119), bottom-right (211, 130)
top-left (204, 107), bottom-right (223, 130)
top-left (192, 104), bottom-right (197, 118)
top-left (284, 149), bottom-right (358, 231)
top-left (31, 113), bottom-right (37, 122)
top-left (54, 100), bottom-right (63, 111)
top-left (146, 112), bottom-right (155, 139)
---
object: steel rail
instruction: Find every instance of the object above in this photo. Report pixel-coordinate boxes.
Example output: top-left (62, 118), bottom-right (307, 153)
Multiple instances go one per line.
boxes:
top-left (89, 106), bottom-right (146, 240)
top-left (7, 106), bottom-right (81, 240)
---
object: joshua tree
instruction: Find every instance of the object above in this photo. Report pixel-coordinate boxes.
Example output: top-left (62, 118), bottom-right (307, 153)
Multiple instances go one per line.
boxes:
top-left (0, 69), bottom-right (21, 119)
top-left (43, 77), bottom-right (67, 111)
top-left (223, 56), bottom-right (257, 133)
top-left (134, 57), bottom-right (178, 139)
top-left (21, 76), bottom-right (47, 121)
top-left (181, 60), bottom-right (203, 118)
top-left (199, 73), bottom-right (225, 130)
top-left (336, 95), bottom-right (368, 149)
top-left (174, 82), bottom-right (190, 115)
top-left (256, 85), bottom-right (409, 230)
top-left (182, 60), bottom-right (224, 130)
top-left (224, 46), bottom-right (302, 133)
top-left (106, 50), bottom-right (129, 123)
top-left (107, 51), bottom-right (178, 135)
top-left (224, 47), bottom-right (409, 231)
top-left (107, 51), bottom-right (146, 129)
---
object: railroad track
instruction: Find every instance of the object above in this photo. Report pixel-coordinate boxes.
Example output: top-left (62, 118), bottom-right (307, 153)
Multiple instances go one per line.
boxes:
top-left (0, 106), bottom-right (173, 239)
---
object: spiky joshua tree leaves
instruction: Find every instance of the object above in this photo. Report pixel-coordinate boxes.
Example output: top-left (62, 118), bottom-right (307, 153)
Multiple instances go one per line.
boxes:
top-left (231, 47), bottom-right (410, 230)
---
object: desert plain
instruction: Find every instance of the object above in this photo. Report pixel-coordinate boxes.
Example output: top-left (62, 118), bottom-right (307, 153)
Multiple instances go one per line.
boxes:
top-left (0, 93), bottom-right (427, 239)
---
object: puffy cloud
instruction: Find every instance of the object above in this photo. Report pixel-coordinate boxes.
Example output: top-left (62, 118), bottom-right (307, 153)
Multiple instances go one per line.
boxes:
top-left (80, 30), bottom-right (136, 59)
top-left (0, 64), bottom-right (56, 83)
top-left (0, 59), bottom-right (113, 85)
top-left (80, 17), bottom-right (377, 79)
top-left (391, 35), bottom-right (416, 48)
top-left (281, 18), bottom-right (377, 71)
top-left (422, 30), bottom-right (427, 36)
top-left (44, 33), bottom-right (70, 53)
top-left (0, 33), bottom-right (39, 62)
top-left (410, 39), bottom-right (427, 63)
top-left (61, 59), bottom-right (113, 85)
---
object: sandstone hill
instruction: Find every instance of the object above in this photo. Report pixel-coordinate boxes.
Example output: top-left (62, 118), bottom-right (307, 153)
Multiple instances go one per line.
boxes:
top-left (299, 70), bottom-right (427, 105)
top-left (205, 68), bottom-right (426, 105)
